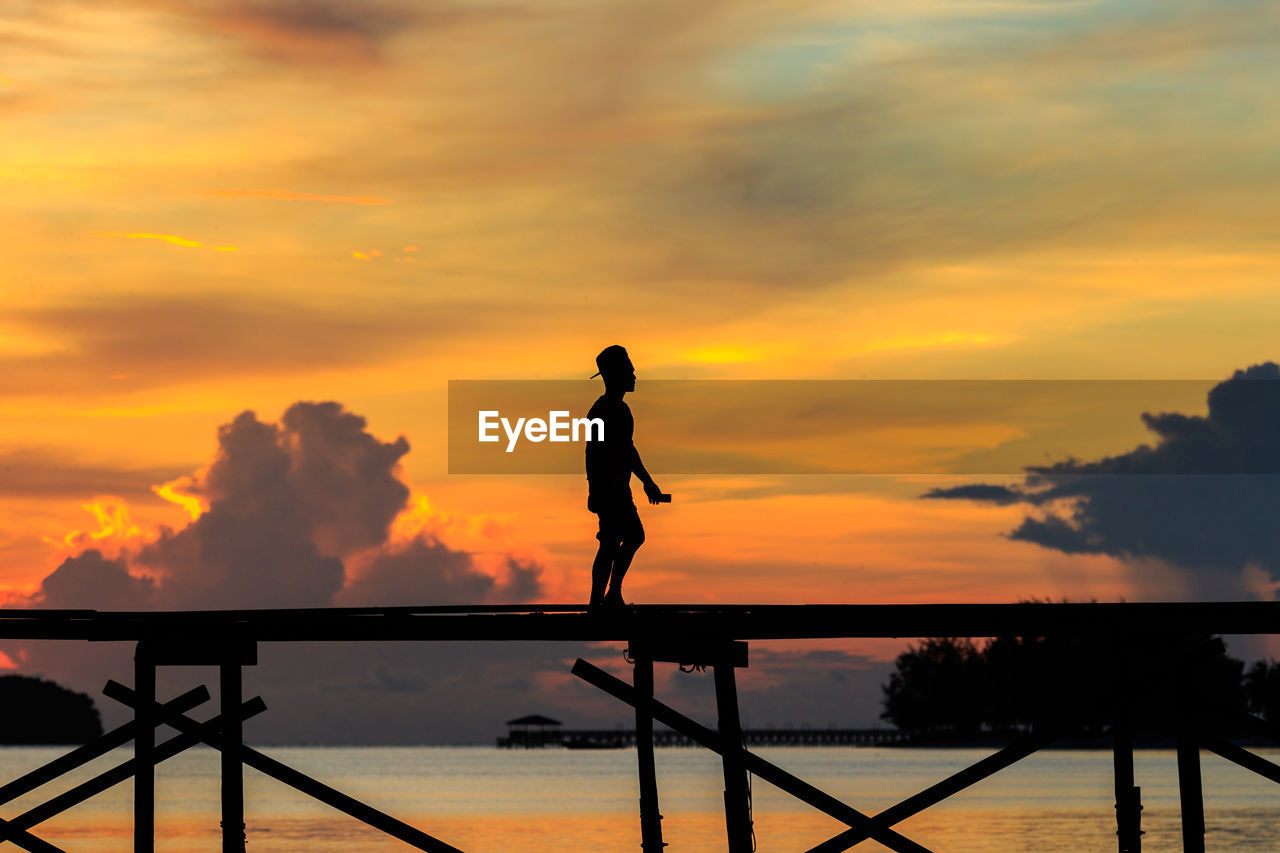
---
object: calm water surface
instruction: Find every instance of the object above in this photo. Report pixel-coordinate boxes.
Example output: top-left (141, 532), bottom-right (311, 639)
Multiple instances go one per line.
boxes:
top-left (3, 745), bottom-right (1279, 851)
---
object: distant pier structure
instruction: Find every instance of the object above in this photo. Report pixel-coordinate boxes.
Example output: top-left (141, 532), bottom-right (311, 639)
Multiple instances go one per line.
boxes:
top-left (498, 714), bottom-right (564, 748)
top-left (2, 601), bottom-right (1280, 852)
top-left (498, 719), bottom-right (904, 748)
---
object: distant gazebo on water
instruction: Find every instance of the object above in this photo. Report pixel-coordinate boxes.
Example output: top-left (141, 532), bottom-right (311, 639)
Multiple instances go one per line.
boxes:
top-left (498, 714), bottom-right (563, 748)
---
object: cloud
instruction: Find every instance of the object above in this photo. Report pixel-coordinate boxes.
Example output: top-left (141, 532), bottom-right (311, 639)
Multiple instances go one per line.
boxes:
top-left (920, 483), bottom-right (1025, 506)
top-left (36, 549), bottom-right (154, 610)
top-left (5, 401), bottom-right (561, 741)
top-left (10, 400), bottom-right (534, 612)
top-left (187, 0), bottom-right (417, 65)
top-left (134, 403), bottom-right (408, 608)
top-left (339, 541), bottom-right (544, 606)
top-left (0, 293), bottom-right (453, 396)
top-left (924, 363), bottom-right (1280, 596)
top-left (0, 450), bottom-right (184, 501)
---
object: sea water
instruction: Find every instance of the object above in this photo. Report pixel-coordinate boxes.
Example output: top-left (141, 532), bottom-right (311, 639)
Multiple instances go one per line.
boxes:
top-left (3, 745), bottom-right (1279, 851)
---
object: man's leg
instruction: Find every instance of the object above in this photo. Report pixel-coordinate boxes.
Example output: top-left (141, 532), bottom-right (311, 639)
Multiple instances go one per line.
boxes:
top-left (603, 540), bottom-right (641, 605)
top-left (591, 536), bottom-right (618, 609)
top-left (604, 509), bottom-right (644, 605)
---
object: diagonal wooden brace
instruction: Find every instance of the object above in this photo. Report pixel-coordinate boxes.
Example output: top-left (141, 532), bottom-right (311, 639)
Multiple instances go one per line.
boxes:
top-left (805, 729), bottom-right (1058, 853)
top-left (0, 696), bottom-right (265, 844)
top-left (1202, 735), bottom-right (1280, 785)
top-left (104, 681), bottom-right (467, 853)
top-left (0, 817), bottom-right (66, 853)
top-left (0, 685), bottom-right (209, 809)
top-left (571, 658), bottom-right (933, 853)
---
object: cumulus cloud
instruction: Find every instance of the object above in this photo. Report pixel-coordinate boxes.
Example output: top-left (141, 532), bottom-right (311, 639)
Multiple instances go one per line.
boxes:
top-left (7, 400), bottom-right (562, 741)
top-left (35, 549), bottom-right (154, 611)
top-left (21, 400), bottom-right (541, 611)
top-left (924, 363), bottom-right (1280, 596)
top-left (340, 542), bottom-right (543, 607)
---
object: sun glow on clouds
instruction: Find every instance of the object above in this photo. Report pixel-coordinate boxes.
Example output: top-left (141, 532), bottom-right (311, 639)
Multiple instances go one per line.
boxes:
top-left (152, 476), bottom-right (206, 521)
top-left (390, 491), bottom-right (518, 553)
top-left (42, 497), bottom-right (146, 553)
top-left (100, 233), bottom-right (237, 251)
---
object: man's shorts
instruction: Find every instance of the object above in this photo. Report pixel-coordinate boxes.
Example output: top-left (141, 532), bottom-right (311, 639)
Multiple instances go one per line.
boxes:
top-left (593, 498), bottom-right (644, 545)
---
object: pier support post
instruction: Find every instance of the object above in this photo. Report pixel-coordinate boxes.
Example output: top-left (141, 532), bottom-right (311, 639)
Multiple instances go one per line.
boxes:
top-left (713, 647), bottom-right (752, 853)
top-left (1112, 720), bottom-right (1142, 853)
top-left (134, 642), bottom-right (155, 853)
top-left (221, 660), bottom-right (246, 852)
top-left (1177, 726), bottom-right (1205, 853)
top-left (632, 650), bottom-right (665, 851)
top-left (1112, 638), bottom-right (1141, 852)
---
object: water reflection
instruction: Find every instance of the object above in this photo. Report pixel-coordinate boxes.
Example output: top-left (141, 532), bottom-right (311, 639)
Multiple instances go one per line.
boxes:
top-left (3, 746), bottom-right (1279, 851)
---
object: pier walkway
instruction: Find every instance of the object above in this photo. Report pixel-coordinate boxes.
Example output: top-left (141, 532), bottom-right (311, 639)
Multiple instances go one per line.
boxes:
top-left (1, 601), bottom-right (1279, 853)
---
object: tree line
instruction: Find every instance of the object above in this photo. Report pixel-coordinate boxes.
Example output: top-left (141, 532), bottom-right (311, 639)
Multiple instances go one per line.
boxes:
top-left (881, 633), bottom-right (1280, 738)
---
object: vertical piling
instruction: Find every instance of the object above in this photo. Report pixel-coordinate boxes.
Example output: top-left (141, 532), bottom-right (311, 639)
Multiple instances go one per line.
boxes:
top-left (713, 648), bottom-right (752, 853)
top-left (632, 650), bottom-right (665, 851)
top-left (134, 642), bottom-right (155, 853)
top-left (1177, 727), bottom-right (1205, 853)
top-left (221, 659), bottom-right (246, 852)
top-left (1112, 638), bottom-right (1141, 852)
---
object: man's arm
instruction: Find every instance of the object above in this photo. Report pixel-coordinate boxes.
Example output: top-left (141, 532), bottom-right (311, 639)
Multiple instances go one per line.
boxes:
top-left (631, 446), bottom-right (663, 505)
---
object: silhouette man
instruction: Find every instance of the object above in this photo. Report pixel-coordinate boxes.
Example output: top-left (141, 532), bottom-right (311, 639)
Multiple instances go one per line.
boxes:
top-left (587, 345), bottom-right (665, 610)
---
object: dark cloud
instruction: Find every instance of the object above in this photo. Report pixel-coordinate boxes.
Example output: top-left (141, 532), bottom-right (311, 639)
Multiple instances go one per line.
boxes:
top-left (181, 0), bottom-right (417, 65)
top-left (738, 648), bottom-right (893, 730)
top-left (278, 402), bottom-right (410, 557)
top-left (8, 400), bottom-right (565, 742)
top-left (18, 400), bottom-right (525, 614)
top-left (4, 0), bottom-right (422, 66)
top-left (920, 483), bottom-right (1024, 506)
top-left (925, 364), bottom-right (1280, 595)
top-left (35, 549), bottom-right (155, 610)
top-left (136, 402), bottom-right (414, 609)
top-left (139, 409), bottom-right (346, 609)
top-left (339, 540), bottom-right (543, 606)
top-left (658, 645), bottom-right (892, 731)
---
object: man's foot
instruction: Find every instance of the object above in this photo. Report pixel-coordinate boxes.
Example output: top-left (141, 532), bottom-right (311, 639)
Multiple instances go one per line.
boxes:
top-left (602, 592), bottom-right (627, 608)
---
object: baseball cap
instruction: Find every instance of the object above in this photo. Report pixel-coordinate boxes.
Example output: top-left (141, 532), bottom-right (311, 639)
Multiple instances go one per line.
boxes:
top-left (590, 345), bottom-right (630, 378)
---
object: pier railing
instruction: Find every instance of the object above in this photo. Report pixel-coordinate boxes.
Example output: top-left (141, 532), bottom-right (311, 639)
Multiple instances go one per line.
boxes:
top-left (2, 601), bottom-right (1280, 852)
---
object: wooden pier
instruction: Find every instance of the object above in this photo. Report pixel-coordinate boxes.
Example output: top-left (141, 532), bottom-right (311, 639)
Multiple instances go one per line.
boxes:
top-left (1, 600), bottom-right (1279, 852)
top-left (497, 726), bottom-right (906, 748)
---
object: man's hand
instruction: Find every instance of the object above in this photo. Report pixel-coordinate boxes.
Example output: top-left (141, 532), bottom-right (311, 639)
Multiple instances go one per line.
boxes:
top-left (643, 481), bottom-right (663, 505)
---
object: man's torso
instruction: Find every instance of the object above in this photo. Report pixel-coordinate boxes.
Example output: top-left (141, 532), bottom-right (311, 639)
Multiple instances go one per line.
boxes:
top-left (586, 394), bottom-right (633, 507)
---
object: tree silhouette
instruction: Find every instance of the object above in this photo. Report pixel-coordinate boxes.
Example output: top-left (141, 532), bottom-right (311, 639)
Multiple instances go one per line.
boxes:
top-left (1245, 660), bottom-right (1280, 722)
top-left (882, 632), bottom-right (1248, 738)
top-left (880, 638), bottom-right (988, 736)
top-left (0, 675), bottom-right (103, 744)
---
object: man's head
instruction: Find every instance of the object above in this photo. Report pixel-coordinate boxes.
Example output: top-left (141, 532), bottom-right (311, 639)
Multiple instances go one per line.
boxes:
top-left (592, 345), bottom-right (636, 392)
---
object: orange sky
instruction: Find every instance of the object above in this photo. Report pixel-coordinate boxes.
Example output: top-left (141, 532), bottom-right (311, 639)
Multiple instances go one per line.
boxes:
top-left (3, 0), bottom-right (1280, 631)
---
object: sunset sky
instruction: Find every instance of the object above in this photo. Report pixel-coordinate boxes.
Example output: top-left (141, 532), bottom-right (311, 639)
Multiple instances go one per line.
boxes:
top-left (3, 0), bottom-right (1280, 739)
